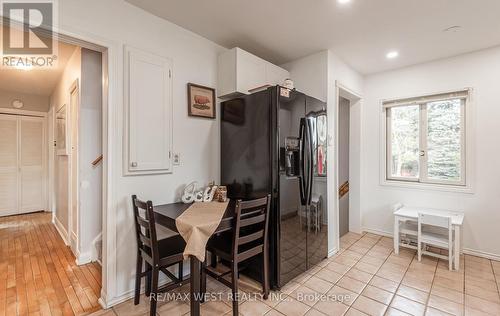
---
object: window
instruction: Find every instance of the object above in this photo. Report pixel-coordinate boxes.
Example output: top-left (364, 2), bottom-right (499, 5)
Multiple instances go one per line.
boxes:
top-left (384, 90), bottom-right (468, 186)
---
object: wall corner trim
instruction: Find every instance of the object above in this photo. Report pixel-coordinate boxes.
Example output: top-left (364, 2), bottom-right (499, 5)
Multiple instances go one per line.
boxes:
top-left (53, 216), bottom-right (70, 246)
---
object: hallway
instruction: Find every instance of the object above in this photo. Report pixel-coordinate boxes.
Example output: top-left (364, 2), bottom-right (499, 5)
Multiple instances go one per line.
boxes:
top-left (0, 212), bottom-right (102, 316)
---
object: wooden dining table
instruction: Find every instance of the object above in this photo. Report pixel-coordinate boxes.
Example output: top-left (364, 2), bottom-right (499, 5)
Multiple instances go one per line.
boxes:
top-left (153, 200), bottom-right (236, 316)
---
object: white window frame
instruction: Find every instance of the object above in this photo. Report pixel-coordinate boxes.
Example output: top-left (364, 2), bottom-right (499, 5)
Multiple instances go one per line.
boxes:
top-left (380, 89), bottom-right (474, 193)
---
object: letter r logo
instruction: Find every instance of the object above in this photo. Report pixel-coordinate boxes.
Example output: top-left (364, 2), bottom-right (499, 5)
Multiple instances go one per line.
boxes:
top-left (2, 1), bottom-right (53, 55)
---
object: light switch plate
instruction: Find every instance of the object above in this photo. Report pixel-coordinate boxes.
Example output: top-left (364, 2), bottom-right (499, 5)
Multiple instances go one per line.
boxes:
top-left (173, 153), bottom-right (181, 165)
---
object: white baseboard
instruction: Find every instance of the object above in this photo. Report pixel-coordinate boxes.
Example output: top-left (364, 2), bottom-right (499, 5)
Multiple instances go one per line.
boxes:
top-left (101, 273), bottom-right (176, 308)
top-left (76, 250), bottom-right (92, 265)
top-left (362, 227), bottom-right (393, 238)
top-left (53, 216), bottom-right (69, 245)
top-left (462, 248), bottom-right (500, 261)
top-left (362, 226), bottom-right (500, 261)
top-left (328, 247), bottom-right (339, 258)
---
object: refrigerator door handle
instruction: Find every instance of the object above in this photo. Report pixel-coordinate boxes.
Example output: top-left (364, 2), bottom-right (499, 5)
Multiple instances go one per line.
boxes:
top-left (299, 118), bottom-right (307, 205)
top-left (306, 118), bottom-right (314, 205)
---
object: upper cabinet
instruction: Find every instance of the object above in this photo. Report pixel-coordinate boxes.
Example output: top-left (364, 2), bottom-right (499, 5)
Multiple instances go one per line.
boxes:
top-left (124, 46), bottom-right (173, 176)
top-left (218, 48), bottom-right (290, 99)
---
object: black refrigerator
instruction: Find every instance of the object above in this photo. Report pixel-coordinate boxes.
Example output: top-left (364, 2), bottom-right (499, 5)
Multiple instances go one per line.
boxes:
top-left (221, 86), bottom-right (328, 288)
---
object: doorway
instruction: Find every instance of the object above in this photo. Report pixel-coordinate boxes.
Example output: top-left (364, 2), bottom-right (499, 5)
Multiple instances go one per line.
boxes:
top-left (335, 82), bottom-right (363, 244)
top-left (0, 22), bottom-right (108, 314)
top-left (338, 97), bottom-right (350, 237)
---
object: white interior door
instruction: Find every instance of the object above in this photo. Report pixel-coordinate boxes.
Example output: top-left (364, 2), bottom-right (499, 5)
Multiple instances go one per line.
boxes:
top-left (0, 114), bottom-right (46, 217)
top-left (20, 117), bottom-right (46, 213)
top-left (69, 82), bottom-right (79, 252)
top-left (0, 115), bottom-right (19, 216)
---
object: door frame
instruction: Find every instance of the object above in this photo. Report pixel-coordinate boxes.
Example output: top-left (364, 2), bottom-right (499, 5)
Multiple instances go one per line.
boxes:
top-left (1, 17), bottom-right (116, 307)
top-left (42, 27), bottom-right (115, 307)
top-left (334, 81), bottom-right (363, 252)
top-left (68, 79), bottom-right (80, 256)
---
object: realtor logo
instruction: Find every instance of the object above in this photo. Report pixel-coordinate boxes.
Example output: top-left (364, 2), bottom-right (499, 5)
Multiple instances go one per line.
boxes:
top-left (2, 1), bottom-right (53, 54)
top-left (1, 0), bottom-right (58, 69)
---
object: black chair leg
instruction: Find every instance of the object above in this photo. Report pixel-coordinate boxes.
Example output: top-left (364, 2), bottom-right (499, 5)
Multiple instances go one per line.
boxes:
top-left (178, 261), bottom-right (183, 282)
top-left (231, 262), bottom-right (239, 316)
top-left (200, 253), bottom-right (207, 303)
top-left (210, 251), bottom-right (217, 268)
top-left (145, 262), bottom-right (152, 297)
top-left (150, 267), bottom-right (159, 316)
top-left (134, 254), bottom-right (143, 305)
top-left (262, 250), bottom-right (269, 299)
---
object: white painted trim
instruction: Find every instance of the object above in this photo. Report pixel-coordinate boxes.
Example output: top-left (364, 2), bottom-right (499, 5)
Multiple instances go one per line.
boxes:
top-left (361, 227), bottom-right (393, 238)
top-left (0, 108), bottom-right (48, 117)
top-left (75, 250), bottom-right (92, 265)
top-left (328, 247), bottom-right (339, 258)
top-left (333, 81), bottom-right (363, 255)
top-left (361, 227), bottom-right (500, 261)
top-left (68, 79), bottom-right (80, 258)
top-left (462, 248), bottom-right (500, 262)
top-left (99, 271), bottom-right (181, 308)
top-left (53, 215), bottom-right (70, 245)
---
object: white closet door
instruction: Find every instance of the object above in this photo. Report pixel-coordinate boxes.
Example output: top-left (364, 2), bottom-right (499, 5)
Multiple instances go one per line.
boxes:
top-left (19, 117), bottom-right (46, 213)
top-left (0, 115), bottom-right (19, 216)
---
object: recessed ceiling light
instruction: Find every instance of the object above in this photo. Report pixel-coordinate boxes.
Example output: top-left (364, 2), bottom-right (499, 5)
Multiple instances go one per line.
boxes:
top-left (12, 100), bottom-right (24, 109)
top-left (338, 0), bottom-right (351, 4)
top-left (386, 51), bottom-right (399, 59)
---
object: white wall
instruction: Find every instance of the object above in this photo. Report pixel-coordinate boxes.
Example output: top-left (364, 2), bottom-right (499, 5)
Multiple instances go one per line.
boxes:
top-left (0, 89), bottom-right (49, 112)
top-left (57, 0), bottom-right (226, 304)
top-left (362, 46), bottom-right (500, 258)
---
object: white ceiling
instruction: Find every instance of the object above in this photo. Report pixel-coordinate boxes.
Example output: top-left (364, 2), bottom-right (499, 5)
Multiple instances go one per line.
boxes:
top-left (0, 26), bottom-right (77, 96)
top-left (125, 0), bottom-right (500, 74)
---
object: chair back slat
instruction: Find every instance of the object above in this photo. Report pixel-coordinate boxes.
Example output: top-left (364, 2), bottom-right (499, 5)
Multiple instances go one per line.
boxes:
top-left (232, 195), bottom-right (271, 258)
top-left (238, 245), bottom-right (264, 262)
top-left (135, 215), bottom-right (151, 229)
top-left (139, 234), bottom-right (152, 248)
top-left (132, 195), bottom-right (160, 263)
top-left (240, 213), bottom-right (266, 227)
top-left (418, 213), bottom-right (451, 229)
top-left (238, 230), bottom-right (264, 246)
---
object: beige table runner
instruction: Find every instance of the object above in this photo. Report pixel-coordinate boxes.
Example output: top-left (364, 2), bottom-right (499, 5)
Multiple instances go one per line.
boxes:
top-left (175, 201), bottom-right (229, 262)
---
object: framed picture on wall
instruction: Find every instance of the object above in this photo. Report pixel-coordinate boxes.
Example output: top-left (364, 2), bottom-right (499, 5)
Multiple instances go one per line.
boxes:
top-left (187, 83), bottom-right (216, 119)
top-left (56, 104), bottom-right (69, 155)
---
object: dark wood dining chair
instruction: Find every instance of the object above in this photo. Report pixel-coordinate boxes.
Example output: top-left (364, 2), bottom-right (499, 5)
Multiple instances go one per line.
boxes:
top-left (202, 195), bottom-right (271, 316)
top-left (131, 195), bottom-right (188, 316)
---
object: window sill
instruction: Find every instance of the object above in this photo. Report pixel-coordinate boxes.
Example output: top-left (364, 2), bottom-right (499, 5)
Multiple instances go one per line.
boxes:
top-left (380, 179), bottom-right (474, 194)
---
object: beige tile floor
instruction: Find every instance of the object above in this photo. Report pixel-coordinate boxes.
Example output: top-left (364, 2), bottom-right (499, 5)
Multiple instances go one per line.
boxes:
top-left (89, 232), bottom-right (500, 316)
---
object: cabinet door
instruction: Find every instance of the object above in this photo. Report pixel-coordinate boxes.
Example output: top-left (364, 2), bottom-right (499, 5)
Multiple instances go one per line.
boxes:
top-left (266, 63), bottom-right (289, 86)
top-left (0, 115), bottom-right (19, 216)
top-left (125, 46), bottom-right (173, 175)
top-left (20, 117), bottom-right (45, 213)
top-left (236, 49), bottom-right (267, 93)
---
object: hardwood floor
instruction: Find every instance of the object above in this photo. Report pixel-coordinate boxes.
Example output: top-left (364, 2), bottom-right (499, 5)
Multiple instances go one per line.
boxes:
top-left (0, 212), bottom-right (102, 316)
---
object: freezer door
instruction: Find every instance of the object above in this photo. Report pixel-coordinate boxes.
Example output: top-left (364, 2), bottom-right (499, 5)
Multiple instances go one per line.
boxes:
top-left (305, 96), bottom-right (328, 268)
top-left (221, 90), bottom-right (272, 200)
top-left (277, 88), bottom-right (308, 286)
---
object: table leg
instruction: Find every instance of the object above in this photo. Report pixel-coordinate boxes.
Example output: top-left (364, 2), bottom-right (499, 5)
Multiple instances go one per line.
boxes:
top-left (394, 216), bottom-right (400, 255)
top-left (454, 226), bottom-right (460, 270)
top-left (190, 256), bottom-right (201, 316)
